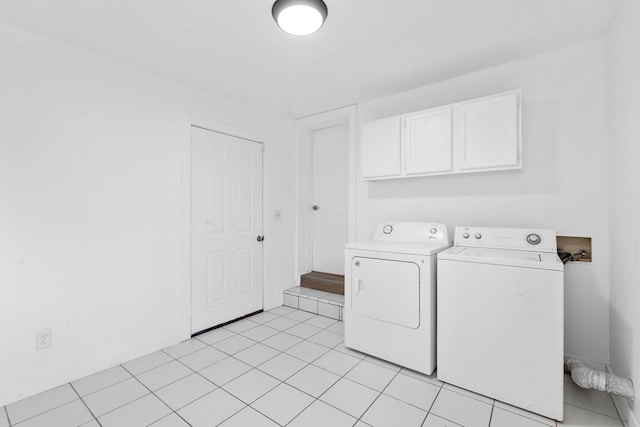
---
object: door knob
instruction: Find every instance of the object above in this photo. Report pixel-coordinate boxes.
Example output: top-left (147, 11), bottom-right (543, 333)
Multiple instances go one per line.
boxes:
top-left (312, 205), bottom-right (319, 211)
top-left (257, 235), bottom-right (264, 242)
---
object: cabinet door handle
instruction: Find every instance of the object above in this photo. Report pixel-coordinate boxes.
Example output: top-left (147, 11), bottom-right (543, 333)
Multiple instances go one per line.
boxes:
top-left (257, 235), bottom-right (264, 242)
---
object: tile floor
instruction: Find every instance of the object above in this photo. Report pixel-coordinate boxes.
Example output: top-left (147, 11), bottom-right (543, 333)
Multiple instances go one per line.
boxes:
top-left (1, 306), bottom-right (625, 427)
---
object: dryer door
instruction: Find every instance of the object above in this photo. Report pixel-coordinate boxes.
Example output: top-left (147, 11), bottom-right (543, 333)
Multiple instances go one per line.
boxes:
top-left (351, 257), bottom-right (420, 328)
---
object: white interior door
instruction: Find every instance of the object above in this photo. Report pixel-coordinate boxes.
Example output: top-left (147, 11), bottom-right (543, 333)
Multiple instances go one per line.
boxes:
top-left (312, 123), bottom-right (348, 275)
top-left (190, 126), bottom-right (263, 334)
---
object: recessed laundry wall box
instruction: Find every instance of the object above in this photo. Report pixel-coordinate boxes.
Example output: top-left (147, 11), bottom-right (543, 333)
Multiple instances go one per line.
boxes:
top-left (361, 90), bottom-right (522, 180)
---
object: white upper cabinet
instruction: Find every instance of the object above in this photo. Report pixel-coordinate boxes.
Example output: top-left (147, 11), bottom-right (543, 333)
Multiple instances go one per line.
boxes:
top-left (404, 107), bottom-right (453, 175)
top-left (360, 90), bottom-right (521, 180)
top-left (361, 117), bottom-right (402, 179)
top-left (458, 92), bottom-right (520, 171)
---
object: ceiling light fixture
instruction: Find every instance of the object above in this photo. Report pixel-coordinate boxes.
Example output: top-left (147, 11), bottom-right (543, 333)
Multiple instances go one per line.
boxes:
top-left (272, 0), bottom-right (328, 36)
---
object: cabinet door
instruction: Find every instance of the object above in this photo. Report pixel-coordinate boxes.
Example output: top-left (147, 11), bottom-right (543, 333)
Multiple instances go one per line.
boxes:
top-left (457, 92), bottom-right (520, 171)
top-left (405, 107), bottom-right (453, 175)
top-left (361, 117), bottom-right (401, 179)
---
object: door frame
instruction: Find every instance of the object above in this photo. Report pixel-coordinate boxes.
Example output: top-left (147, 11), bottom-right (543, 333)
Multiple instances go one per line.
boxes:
top-left (294, 105), bottom-right (357, 280)
top-left (180, 112), bottom-right (268, 340)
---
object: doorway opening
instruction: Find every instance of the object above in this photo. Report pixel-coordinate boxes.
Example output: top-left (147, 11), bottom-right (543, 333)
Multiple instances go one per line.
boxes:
top-left (295, 106), bottom-right (357, 296)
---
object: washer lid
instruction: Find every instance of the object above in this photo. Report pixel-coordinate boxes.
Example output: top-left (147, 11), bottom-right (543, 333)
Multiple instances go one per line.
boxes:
top-left (438, 246), bottom-right (564, 271)
top-left (346, 240), bottom-right (451, 256)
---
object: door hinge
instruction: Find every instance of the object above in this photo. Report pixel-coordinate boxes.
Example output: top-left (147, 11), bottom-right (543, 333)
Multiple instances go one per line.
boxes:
top-left (517, 150), bottom-right (521, 160)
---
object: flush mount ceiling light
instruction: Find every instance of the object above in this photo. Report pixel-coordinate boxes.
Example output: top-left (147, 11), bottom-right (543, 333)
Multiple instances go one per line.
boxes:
top-left (272, 0), bottom-right (328, 36)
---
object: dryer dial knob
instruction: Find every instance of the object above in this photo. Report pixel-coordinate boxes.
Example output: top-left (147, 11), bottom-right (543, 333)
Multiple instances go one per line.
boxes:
top-left (475, 233), bottom-right (482, 239)
top-left (462, 232), bottom-right (470, 239)
top-left (526, 233), bottom-right (542, 245)
top-left (430, 227), bottom-right (438, 235)
top-left (383, 225), bottom-right (393, 235)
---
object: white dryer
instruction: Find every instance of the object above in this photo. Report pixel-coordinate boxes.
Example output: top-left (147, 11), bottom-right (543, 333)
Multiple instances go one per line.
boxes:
top-left (344, 222), bottom-right (451, 375)
top-left (437, 226), bottom-right (564, 421)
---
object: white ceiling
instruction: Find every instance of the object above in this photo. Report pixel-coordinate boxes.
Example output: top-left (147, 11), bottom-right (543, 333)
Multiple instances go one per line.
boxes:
top-left (0, 0), bottom-right (619, 118)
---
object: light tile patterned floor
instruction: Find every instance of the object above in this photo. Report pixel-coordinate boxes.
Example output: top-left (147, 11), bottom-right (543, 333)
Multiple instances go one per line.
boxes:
top-left (1, 306), bottom-right (625, 427)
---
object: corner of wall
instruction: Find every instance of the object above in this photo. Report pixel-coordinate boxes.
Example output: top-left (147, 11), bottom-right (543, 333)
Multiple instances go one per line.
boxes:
top-left (607, 366), bottom-right (640, 427)
top-left (606, 0), bottom-right (640, 421)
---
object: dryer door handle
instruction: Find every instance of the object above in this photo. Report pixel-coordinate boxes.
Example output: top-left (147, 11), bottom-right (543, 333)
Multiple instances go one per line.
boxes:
top-left (354, 278), bottom-right (363, 296)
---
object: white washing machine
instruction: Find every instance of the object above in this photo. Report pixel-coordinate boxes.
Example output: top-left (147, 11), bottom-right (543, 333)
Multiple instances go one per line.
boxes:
top-left (344, 222), bottom-right (451, 375)
top-left (437, 226), bottom-right (564, 421)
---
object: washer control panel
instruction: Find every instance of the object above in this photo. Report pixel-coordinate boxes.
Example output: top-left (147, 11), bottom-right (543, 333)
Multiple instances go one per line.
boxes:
top-left (455, 226), bottom-right (557, 253)
top-left (374, 222), bottom-right (450, 244)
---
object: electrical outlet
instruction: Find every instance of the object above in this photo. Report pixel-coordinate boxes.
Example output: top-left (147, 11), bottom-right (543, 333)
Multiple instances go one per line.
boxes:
top-left (36, 329), bottom-right (52, 350)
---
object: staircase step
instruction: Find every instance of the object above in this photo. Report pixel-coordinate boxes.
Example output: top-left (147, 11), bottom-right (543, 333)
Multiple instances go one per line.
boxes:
top-left (283, 286), bottom-right (345, 321)
top-left (301, 271), bottom-right (344, 295)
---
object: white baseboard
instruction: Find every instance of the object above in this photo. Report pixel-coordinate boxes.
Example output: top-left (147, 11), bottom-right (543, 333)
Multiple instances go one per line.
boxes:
top-left (607, 366), bottom-right (639, 427)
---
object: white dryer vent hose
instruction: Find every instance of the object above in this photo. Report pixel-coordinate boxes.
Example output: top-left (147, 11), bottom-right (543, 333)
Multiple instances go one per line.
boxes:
top-left (565, 358), bottom-right (635, 400)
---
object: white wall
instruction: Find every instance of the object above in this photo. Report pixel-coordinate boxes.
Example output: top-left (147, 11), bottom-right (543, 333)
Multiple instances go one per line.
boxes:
top-left (608, 0), bottom-right (640, 420)
top-left (0, 23), bottom-right (296, 406)
top-left (356, 40), bottom-right (610, 363)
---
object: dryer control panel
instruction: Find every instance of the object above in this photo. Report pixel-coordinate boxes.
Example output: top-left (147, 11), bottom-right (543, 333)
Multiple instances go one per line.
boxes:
top-left (373, 222), bottom-right (449, 244)
top-left (454, 226), bottom-right (557, 253)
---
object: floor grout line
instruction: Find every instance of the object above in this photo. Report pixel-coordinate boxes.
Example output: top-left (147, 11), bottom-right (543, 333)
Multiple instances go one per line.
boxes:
top-left (283, 355), bottom-right (363, 426)
top-left (69, 382), bottom-right (103, 427)
top-left (77, 373), bottom-right (133, 400)
top-left (564, 401), bottom-right (624, 420)
top-left (4, 388), bottom-right (78, 426)
top-left (4, 405), bottom-right (11, 427)
top-left (488, 399), bottom-right (496, 427)
top-left (354, 368), bottom-right (403, 425)
top-left (119, 363), bottom-right (194, 427)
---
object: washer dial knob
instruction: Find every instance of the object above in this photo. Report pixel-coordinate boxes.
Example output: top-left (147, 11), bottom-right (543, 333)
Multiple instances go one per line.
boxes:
top-left (475, 233), bottom-right (482, 239)
top-left (462, 232), bottom-right (470, 239)
top-left (383, 225), bottom-right (393, 235)
top-left (430, 227), bottom-right (438, 235)
top-left (526, 233), bottom-right (542, 245)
